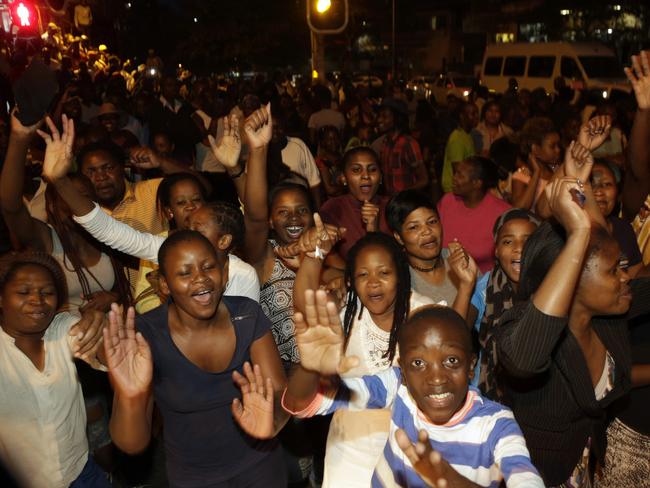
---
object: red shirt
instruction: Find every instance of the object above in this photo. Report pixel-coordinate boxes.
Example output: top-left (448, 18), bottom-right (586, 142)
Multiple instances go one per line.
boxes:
top-left (438, 192), bottom-right (512, 273)
top-left (320, 193), bottom-right (391, 259)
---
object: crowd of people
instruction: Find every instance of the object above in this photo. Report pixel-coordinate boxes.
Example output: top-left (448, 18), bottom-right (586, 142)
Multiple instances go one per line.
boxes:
top-left (0, 25), bottom-right (650, 488)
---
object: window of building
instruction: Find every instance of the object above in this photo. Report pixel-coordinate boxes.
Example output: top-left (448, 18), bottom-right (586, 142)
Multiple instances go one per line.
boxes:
top-left (528, 56), bottom-right (556, 77)
top-left (503, 56), bottom-right (526, 76)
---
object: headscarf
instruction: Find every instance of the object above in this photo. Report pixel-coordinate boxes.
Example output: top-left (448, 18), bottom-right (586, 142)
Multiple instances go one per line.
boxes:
top-left (478, 208), bottom-right (540, 401)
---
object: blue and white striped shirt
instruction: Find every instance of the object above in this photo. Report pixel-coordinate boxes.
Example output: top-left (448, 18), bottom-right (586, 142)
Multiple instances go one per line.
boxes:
top-left (295, 367), bottom-right (544, 488)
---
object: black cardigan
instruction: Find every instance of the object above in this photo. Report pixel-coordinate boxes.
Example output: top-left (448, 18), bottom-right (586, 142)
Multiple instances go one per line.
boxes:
top-left (494, 278), bottom-right (650, 486)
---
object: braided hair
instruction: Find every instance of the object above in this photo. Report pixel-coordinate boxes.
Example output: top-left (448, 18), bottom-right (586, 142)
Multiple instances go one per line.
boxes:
top-left (342, 232), bottom-right (411, 362)
top-left (45, 174), bottom-right (132, 306)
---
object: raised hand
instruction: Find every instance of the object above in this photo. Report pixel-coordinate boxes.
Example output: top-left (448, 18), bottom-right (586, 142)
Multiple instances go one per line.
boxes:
top-left (577, 115), bottom-right (611, 151)
top-left (103, 304), bottom-right (153, 398)
top-left (563, 140), bottom-right (594, 183)
top-left (10, 109), bottom-right (42, 140)
top-left (293, 289), bottom-right (359, 376)
top-left (208, 114), bottom-right (241, 170)
top-left (231, 362), bottom-right (275, 439)
top-left (243, 103), bottom-right (272, 149)
top-left (38, 115), bottom-right (75, 182)
top-left (129, 146), bottom-right (161, 170)
top-left (361, 200), bottom-right (380, 232)
top-left (275, 213), bottom-right (344, 261)
top-left (395, 428), bottom-right (462, 488)
top-left (447, 242), bottom-right (478, 287)
top-left (544, 177), bottom-right (591, 235)
top-left (625, 50), bottom-right (650, 110)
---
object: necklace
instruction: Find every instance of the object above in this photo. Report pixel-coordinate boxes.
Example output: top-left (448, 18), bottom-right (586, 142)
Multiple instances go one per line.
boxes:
top-left (410, 259), bottom-right (442, 273)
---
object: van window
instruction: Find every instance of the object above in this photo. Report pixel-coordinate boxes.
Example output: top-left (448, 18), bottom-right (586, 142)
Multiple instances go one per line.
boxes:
top-left (578, 56), bottom-right (623, 79)
top-left (484, 57), bottom-right (503, 76)
top-left (528, 56), bottom-right (555, 77)
top-left (503, 56), bottom-right (526, 76)
top-left (561, 57), bottom-right (583, 80)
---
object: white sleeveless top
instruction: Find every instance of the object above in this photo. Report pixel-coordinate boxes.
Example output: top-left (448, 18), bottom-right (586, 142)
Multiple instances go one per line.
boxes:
top-left (50, 227), bottom-right (115, 311)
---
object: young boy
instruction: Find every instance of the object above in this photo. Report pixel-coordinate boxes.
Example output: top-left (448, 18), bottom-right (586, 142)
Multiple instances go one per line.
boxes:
top-left (281, 291), bottom-right (544, 488)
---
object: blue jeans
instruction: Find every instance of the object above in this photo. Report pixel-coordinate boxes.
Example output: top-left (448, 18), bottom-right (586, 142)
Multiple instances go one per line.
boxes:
top-left (69, 457), bottom-right (111, 488)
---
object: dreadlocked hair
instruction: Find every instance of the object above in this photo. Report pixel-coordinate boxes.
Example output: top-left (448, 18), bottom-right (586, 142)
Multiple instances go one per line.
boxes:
top-left (342, 232), bottom-right (411, 362)
top-left (45, 174), bottom-right (132, 306)
top-left (0, 251), bottom-right (68, 309)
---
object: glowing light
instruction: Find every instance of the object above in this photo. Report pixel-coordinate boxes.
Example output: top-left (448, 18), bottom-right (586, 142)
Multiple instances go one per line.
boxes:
top-left (607, 28), bottom-right (613, 34)
top-left (463, 90), bottom-right (470, 97)
top-left (316, 0), bottom-right (331, 13)
top-left (16, 2), bottom-right (31, 26)
top-left (560, 9), bottom-right (571, 16)
top-left (613, 5), bottom-right (621, 11)
top-left (602, 90), bottom-right (608, 99)
top-left (312, 69), bottom-right (319, 79)
top-left (193, 17), bottom-right (198, 23)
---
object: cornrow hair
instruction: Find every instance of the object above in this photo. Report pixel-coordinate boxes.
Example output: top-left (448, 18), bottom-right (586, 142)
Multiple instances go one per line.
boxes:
top-left (45, 176), bottom-right (132, 307)
top-left (203, 201), bottom-right (245, 253)
top-left (0, 251), bottom-right (68, 309)
top-left (342, 232), bottom-right (411, 362)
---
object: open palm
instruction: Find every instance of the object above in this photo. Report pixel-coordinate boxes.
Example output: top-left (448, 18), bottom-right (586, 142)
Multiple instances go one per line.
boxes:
top-left (38, 115), bottom-right (75, 182)
top-left (208, 114), bottom-right (241, 169)
top-left (103, 305), bottom-right (153, 398)
top-left (625, 51), bottom-right (650, 110)
top-left (231, 362), bottom-right (275, 439)
top-left (294, 289), bottom-right (358, 376)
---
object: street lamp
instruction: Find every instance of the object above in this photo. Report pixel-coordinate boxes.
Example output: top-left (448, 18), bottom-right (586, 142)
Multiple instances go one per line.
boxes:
top-left (306, 0), bottom-right (349, 81)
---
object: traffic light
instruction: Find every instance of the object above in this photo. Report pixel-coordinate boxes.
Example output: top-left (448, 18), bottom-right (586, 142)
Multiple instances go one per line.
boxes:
top-left (11, 2), bottom-right (34, 28)
top-left (306, 0), bottom-right (348, 34)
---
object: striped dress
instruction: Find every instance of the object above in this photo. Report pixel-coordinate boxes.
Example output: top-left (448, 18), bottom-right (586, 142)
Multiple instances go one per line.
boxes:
top-left (291, 367), bottom-right (544, 488)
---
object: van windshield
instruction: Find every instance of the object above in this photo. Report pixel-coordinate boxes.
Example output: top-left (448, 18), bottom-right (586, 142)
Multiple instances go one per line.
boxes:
top-left (578, 56), bottom-right (624, 79)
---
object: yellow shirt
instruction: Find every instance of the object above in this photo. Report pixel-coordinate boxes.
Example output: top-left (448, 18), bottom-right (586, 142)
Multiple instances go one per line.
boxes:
top-left (103, 178), bottom-right (167, 287)
top-left (133, 231), bottom-right (167, 314)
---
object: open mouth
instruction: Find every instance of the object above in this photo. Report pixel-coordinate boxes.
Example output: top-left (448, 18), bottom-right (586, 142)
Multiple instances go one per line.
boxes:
top-left (285, 226), bottom-right (304, 239)
top-left (421, 239), bottom-right (438, 249)
top-left (367, 293), bottom-right (384, 302)
top-left (359, 183), bottom-right (373, 194)
top-left (511, 259), bottom-right (521, 272)
top-left (425, 391), bottom-right (453, 407)
top-left (191, 289), bottom-right (213, 305)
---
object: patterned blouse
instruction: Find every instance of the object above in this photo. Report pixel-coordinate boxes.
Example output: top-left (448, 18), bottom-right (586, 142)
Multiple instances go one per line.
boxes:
top-left (260, 240), bottom-right (299, 365)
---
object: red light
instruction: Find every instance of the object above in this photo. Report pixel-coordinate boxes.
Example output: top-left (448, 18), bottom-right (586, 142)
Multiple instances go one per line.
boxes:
top-left (12, 2), bottom-right (33, 27)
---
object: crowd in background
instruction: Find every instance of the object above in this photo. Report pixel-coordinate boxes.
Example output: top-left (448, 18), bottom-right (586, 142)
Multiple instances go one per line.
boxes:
top-left (1, 22), bottom-right (650, 488)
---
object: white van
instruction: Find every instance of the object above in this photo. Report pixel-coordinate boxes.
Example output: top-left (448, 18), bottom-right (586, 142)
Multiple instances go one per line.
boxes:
top-left (480, 42), bottom-right (630, 98)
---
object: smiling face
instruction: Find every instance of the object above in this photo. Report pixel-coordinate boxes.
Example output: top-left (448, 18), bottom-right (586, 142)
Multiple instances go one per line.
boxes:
top-left (395, 207), bottom-right (442, 262)
top-left (0, 264), bottom-right (58, 339)
top-left (575, 237), bottom-right (631, 317)
top-left (398, 317), bottom-right (474, 425)
top-left (80, 150), bottom-right (126, 208)
top-left (353, 244), bottom-right (398, 319)
top-left (269, 188), bottom-right (313, 244)
top-left (591, 163), bottom-right (618, 218)
top-left (165, 179), bottom-right (205, 230)
top-left (377, 107), bottom-right (395, 134)
top-left (343, 151), bottom-right (381, 202)
top-left (495, 219), bottom-right (537, 284)
top-left (159, 238), bottom-right (223, 320)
